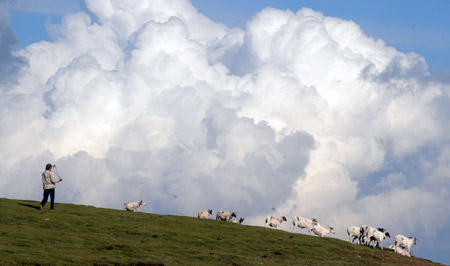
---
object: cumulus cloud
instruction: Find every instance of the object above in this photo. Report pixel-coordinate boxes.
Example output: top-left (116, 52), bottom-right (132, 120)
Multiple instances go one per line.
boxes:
top-left (1, 1), bottom-right (450, 261)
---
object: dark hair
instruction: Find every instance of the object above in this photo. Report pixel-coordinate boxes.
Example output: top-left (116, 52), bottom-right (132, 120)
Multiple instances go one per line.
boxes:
top-left (46, 164), bottom-right (52, 170)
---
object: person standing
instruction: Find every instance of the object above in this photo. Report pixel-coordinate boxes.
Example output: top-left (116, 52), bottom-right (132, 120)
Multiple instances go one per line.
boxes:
top-left (40, 163), bottom-right (62, 210)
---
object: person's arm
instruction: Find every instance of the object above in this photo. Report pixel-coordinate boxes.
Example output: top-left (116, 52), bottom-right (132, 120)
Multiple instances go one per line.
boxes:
top-left (49, 171), bottom-right (62, 183)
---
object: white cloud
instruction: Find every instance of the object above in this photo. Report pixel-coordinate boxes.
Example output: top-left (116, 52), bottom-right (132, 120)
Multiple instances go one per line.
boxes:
top-left (1, 1), bottom-right (450, 256)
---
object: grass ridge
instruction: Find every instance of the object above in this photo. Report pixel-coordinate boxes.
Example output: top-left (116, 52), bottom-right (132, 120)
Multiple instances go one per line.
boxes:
top-left (0, 198), bottom-right (443, 265)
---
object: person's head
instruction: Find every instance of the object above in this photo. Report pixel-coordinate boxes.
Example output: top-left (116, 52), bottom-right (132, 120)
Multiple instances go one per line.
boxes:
top-left (45, 163), bottom-right (52, 170)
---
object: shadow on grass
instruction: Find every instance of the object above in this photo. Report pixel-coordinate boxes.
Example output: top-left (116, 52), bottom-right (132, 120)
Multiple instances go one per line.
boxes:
top-left (18, 203), bottom-right (40, 210)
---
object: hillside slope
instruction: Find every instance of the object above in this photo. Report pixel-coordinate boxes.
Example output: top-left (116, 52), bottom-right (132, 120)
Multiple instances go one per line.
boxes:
top-left (0, 198), bottom-right (443, 265)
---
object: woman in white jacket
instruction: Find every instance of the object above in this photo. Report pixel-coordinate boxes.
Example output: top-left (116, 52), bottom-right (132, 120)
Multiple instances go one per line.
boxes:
top-left (39, 163), bottom-right (62, 210)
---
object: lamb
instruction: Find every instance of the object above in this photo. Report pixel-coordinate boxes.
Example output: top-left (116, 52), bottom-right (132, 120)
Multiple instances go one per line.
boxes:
top-left (216, 210), bottom-right (237, 221)
top-left (265, 216), bottom-right (287, 228)
top-left (311, 221), bottom-right (336, 237)
top-left (232, 217), bottom-right (245, 224)
top-left (368, 228), bottom-right (391, 250)
top-left (198, 209), bottom-right (213, 219)
top-left (396, 248), bottom-right (411, 256)
top-left (395, 235), bottom-right (418, 257)
top-left (291, 216), bottom-right (318, 234)
top-left (347, 226), bottom-right (363, 244)
top-left (387, 245), bottom-right (410, 256)
top-left (123, 200), bottom-right (146, 212)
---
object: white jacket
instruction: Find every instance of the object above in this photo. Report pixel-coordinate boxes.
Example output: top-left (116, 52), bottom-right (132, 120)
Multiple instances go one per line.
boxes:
top-left (42, 170), bottom-right (60, 189)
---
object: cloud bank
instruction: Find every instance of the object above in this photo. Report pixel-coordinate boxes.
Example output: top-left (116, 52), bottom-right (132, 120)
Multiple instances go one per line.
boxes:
top-left (1, 0), bottom-right (450, 262)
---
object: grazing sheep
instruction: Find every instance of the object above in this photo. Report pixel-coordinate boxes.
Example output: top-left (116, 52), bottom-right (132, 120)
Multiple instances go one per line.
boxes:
top-left (291, 216), bottom-right (318, 234)
top-left (198, 209), bottom-right (213, 219)
top-left (347, 226), bottom-right (363, 244)
top-left (359, 225), bottom-right (370, 244)
top-left (216, 210), bottom-right (237, 221)
top-left (368, 229), bottom-right (391, 250)
top-left (360, 225), bottom-right (385, 245)
top-left (395, 235), bottom-right (418, 257)
top-left (232, 217), bottom-right (245, 224)
top-left (265, 216), bottom-right (287, 229)
top-left (123, 200), bottom-right (146, 212)
top-left (311, 221), bottom-right (336, 237)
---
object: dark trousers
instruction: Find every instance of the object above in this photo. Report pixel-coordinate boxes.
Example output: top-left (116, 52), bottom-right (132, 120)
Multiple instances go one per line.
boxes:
top-left (40, 188), bottom-right (55, 209)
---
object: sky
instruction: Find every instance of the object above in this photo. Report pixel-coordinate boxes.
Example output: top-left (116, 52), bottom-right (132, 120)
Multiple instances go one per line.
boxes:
top-left (1, 0), bottom-right (450, 264)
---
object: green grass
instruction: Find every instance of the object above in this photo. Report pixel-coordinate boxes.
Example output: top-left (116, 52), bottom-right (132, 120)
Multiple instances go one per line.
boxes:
top-left (0, 198), bottom-right (443, 265)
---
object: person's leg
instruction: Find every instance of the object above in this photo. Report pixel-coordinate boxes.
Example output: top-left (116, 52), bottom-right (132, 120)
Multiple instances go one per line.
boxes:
top-left (49, 188), bottom-right (55, 209)
top-left (40, 189), bottom-right (50, 209)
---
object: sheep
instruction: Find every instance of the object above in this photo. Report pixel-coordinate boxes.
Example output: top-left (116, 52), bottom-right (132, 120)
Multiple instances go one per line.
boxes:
top-left (291, 216), bottom-right (318, 234)
top-left (395, 247), bottom-right (412, 256)
top-left (265, 216), bottom-right (287, 228)
top-left (198, 209), bottom-right (213, 219)
top-left (395, 235), bottom-right (418, 257)
top-left (368, 229), bottom-right (391, 250)
top-left (311, 221), bottom-right (336, 237)
top-left (397, 248), bottom-right (411, 256)
top-left (347, 226), bottom-right (363, 244)
top-left (123, 200), bottom-right (146, 212)
top-left (360, 225), bottom-right (385, 245)
top-left (216, 210), bottom-right (237, 221)
top-left (387, 245), bottom-right (410, 256)
top-left (232, 217), bottom-right (245, 224)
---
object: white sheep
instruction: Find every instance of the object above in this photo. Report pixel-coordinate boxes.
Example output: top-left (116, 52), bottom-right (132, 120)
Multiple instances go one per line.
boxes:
top-left (198, 209), bottom-right (213, 219)
top-left (368, 228), bottom-right (391, 250)
top-left (216, 210), bottom-right (237, 221)
top-left (311, 221), bottom-right (336, 237)
top-left (347, 226), bottom-right (363, 244)
top-left (395, 235), bottom-right (418, 257)
top-left (387, 245), bottom-right (410, 256)
top-left (360, 225), bottom-right (385, 245)
top-left (232, 217), bottom-right (245, 224)
top-left (123, 200), bottom-right (146, 212)
top-left (265, 216), bottom-right (287, 229)
top-left (291, 216), bottom-right (317, 234)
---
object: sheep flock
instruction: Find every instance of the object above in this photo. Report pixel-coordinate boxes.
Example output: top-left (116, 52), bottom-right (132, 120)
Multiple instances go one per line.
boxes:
top-left (123, 201), bottom-right (418, 257)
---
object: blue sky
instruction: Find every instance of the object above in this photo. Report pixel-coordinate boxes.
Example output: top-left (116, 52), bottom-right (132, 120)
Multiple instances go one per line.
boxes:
top-left (2, 1), bottom-right (450, 265)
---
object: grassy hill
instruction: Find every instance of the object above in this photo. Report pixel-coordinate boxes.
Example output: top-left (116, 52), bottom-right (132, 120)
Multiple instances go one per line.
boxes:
top-left (0, 198), bottom-right (443, 266)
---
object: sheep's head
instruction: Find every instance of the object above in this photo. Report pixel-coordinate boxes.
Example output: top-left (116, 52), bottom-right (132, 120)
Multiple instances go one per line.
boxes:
top-left (311, 218), bottom-right (317, 223)
top-left (329, 227), bottom-right (336, 234)
top-left (139, 200), bottom-right (147, 206)
top-left (232, 212), bottom-right (237, 217)
top-left (385, 232), bottom-right (391, 238)
top-left (239, 218), bottom-right (245, 224)
top-left (282, 216), bottom-right (287, 222)
top-left (411, 237), bottom-right (418, 244)
top-left (208, 209), bottom-right (213, 215)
